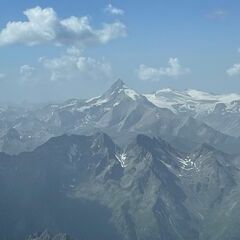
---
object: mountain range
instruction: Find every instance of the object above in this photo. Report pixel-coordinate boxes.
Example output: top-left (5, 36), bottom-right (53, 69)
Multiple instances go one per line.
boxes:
top-left (1, 79), bottom-right (240, 155)
top-left (145, 88), bottom-right (240, 137)
top-left (1, 80), bottom-right (240, 239)
top-left (0, 132), bottom-right (240, 240)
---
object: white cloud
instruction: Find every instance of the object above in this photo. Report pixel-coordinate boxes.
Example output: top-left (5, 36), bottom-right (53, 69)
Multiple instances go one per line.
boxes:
top-left (138, 58), bottom-right (190, 81)
top-left (227, 63), bottom-right (240, 76)
top-left (39, 48), bottom-right (112, 82)
top-left (0, 6), bottom-right (126, 47)
top-left (105, 4), bottom-right (125, 16)
top-left (20, 65), bottom-right (36, 82)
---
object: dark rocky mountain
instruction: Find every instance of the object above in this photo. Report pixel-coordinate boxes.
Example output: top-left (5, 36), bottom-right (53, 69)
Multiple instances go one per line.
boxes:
top-left (0, 133), bottom-right (122, 240)
top-left (180, 143), bottom-right (240, 240)
top-left (0, 133), bottom-right (240, 240)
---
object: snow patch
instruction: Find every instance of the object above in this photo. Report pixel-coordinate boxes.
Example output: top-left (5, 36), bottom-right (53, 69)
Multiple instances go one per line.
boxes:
top-left (177, 156), bottom-right (198, 171)
top-left (145, 88), bottom-right (240, 115)
top-left (124, 89), bottom-right (140, 100)
top-left (115, 153), bottom-right (127, 168)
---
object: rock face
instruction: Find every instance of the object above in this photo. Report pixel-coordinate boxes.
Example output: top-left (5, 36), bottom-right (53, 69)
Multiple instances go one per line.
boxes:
top-left (26, 230), bottom-right (74, 240)
top-left (0, 133), bottom-right (240, 240)
top-left (167, 116), bottom-right (240, 154)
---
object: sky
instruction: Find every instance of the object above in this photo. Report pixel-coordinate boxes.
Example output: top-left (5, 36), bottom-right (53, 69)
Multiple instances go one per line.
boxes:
top-left (0, 0), bottom-right (240, 103)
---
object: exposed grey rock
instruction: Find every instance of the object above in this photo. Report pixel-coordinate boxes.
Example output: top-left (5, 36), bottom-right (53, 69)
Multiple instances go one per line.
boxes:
top-left (26, 230), bottom-right (74, 240)
top-left (0, 133), bottom-right (239, 240)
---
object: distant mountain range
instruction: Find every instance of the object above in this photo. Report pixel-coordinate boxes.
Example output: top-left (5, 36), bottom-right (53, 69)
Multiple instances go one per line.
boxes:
top-left (145, 88), bottom-right (240, 137)
top-left (1, 80), bottom-right (240, 239)
top-left (1, 79), bottom-right (240, 155)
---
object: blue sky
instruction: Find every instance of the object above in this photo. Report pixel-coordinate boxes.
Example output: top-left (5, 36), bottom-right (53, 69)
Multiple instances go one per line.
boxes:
top-left (0, 0), bottom-right (240, 102)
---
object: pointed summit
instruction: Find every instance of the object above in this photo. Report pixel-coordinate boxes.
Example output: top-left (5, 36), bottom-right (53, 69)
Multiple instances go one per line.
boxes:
top-left (112, 79), bottom-right (125, 89)
top-left (105, 79), bottom-right (126, 95)
top-left (103, 79), bottom-right (141, 101)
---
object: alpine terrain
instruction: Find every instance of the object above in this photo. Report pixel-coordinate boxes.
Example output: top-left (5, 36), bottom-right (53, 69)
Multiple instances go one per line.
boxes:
top-left (0, 80), bottom-right (240, 240)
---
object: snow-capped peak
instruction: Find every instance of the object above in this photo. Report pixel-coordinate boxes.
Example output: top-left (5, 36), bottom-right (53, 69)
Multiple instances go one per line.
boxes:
top-left (105, 79), bottom-right (126, 94)
top-left (145, 88), bottom-right (240, 115)
top-left (185, 89), bottom-right (240, 103)
top-left (103, 79), bottom-right (141, 101)
top-left (56, 80), bottom-right (143, 115)
top-left (123, 88), bottom-right (140, 100)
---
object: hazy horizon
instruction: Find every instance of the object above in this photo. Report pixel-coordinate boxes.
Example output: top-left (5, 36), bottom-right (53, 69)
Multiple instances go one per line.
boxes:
top-left (1, 78), bottom-right (240, 105)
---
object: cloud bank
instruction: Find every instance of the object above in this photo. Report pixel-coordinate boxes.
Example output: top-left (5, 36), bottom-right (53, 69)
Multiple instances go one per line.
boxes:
top-left (0, 6), bottom-right (126, 47)
top-left (18, 46), bottom-right (112, 84)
